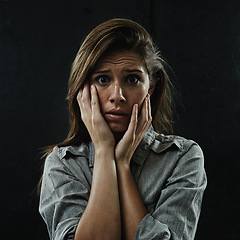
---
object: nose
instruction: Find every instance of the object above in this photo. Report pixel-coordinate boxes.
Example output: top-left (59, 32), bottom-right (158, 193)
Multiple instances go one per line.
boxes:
top-left (109, 83), bottom-right (126, 103)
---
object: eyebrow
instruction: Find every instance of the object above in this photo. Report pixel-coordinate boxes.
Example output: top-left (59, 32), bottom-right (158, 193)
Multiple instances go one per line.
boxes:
top-left (92, 69), bottom-right (144, 74)
top-left (92, 70), bottom-right (110, 74)
top-left (125, 69), bottom-right (144, 73)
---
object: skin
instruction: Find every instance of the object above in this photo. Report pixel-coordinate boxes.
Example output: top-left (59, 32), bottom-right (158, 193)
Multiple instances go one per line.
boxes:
top-left (90, 51), bottom-right (151, 135)
top-left (74, 51), bottom-right (153, 240)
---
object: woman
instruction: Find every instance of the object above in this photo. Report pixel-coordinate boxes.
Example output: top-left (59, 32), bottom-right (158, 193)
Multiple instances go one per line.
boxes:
top-left (39, 18), bottom-right (207, 240)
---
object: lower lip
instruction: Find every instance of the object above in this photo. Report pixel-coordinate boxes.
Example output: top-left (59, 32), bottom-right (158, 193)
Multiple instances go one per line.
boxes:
top-left (105, 114), bottom-right (129, 121)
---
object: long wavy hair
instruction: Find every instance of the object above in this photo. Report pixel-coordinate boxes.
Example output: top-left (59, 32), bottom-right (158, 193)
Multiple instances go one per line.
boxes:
top-left (38, 18), bottom-right (174, 191)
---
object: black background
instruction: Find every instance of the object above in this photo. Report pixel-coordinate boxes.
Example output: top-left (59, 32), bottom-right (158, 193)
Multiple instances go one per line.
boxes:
top-left (0, 0), bottom-right (239, 239)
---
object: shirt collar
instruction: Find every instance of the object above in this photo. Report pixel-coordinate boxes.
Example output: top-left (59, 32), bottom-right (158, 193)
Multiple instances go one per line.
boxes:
top-left (58, 143), bottom-right (89, 160)
top-left (58, 124), bottom-right (183, 167)
top-left (131, 124), bottom-right (185, 165)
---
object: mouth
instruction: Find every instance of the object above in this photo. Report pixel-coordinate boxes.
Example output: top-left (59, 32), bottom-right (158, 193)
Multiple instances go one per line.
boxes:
top-left (105, 109), bottom-right (129, 121)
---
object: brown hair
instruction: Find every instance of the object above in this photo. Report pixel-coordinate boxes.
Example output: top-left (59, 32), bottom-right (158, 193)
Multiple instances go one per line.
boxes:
top-left (38, 18), bottom-right (174, 191)
top-left (68, 18), bottom-right (174, 144)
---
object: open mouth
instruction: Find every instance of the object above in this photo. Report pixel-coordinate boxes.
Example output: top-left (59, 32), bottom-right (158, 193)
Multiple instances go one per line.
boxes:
top-left (107, 112), bottom-right (128, 115)
top-left (105, 112), bottom-right (129, 121)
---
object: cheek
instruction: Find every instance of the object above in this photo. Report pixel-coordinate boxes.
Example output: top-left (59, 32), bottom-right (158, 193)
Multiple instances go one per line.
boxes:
top-left (130, 88), bottom-right (149, 114)
top-left (132, 89), bottom-right (148, 105)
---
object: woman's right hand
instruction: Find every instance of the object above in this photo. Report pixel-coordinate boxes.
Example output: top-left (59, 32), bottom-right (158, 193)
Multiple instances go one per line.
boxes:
top-left (75, 83), bottom-right (122, 240)
top-left (77, 83), bottom-right (115, 152)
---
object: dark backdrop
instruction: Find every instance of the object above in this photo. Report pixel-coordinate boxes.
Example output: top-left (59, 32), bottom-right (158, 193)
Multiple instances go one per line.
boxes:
top-left (0, 0), bottom-right (239, 239)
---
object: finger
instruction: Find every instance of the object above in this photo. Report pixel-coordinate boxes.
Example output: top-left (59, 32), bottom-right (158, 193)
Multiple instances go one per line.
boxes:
top-left (91, 85), bottom-right (101, 116)
top-left (77, 89), bottom-right (82, 104)
top-left (78, 83), bottom-right (91, 123)
top-left (129, 104), bottom-right (138, 131)
top-left (137, 94), bottom-right (150, 131)
top-left (147, 95), bottom-right (152, 123)
top-left (82, 83), bottom-right (91, 108)
top-left (90, 85), bottom-right (106, 128)
top-left (144, 94), bottom-right (152, 127)
top-left (77, 89), bottom-right (84, 113)
top-left (124, 104), bottom-right (138, 142)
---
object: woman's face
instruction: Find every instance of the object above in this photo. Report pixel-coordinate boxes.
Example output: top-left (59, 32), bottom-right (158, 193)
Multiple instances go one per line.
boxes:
top-left (90, 50), bottom-right (152, 133)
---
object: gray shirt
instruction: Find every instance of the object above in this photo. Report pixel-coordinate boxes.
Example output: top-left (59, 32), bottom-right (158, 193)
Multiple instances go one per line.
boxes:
top-left (39, 125), bottom-right (207, 240)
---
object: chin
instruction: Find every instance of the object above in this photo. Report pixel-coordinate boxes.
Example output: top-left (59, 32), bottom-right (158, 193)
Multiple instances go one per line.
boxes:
top-left (109, 123), bottom-right (128, 133)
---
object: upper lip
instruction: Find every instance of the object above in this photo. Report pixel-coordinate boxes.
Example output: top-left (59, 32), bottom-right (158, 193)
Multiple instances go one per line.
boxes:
top-left (106, 108), bottom-right (129, 115)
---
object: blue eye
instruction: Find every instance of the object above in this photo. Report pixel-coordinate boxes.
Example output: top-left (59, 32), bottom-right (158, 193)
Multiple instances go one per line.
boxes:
top-left (127, 75), bottom-right (140, 84)
top-left (96, 76), bottom-right (109, 85)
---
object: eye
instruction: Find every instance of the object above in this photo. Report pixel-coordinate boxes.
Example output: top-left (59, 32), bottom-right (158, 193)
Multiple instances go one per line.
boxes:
top-left (95, 75), bottom-right (110, 85)
top-left (127, 75), bottom-right (141, 84)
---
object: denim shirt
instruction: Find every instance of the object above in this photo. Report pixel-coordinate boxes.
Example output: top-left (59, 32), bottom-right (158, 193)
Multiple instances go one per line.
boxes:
top-left (39, 125), bottom-right (207, 240)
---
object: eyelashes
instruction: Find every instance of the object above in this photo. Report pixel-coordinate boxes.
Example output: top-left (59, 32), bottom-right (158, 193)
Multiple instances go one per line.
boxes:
top-left (126, 74), bottom-right (141, 84)
top-left (95, 75), bottom-right (110, 85)
top-left (93, 74), bottom-right (142, 85)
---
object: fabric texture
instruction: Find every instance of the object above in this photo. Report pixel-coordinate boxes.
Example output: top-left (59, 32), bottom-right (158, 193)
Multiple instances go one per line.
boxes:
top-left (39, 125), bottom-right (207, 240)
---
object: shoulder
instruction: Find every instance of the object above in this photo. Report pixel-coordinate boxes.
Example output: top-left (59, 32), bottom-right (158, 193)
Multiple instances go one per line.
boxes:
top-left (42, 142), bottom-right (94, 188)
top-left (44, 142), bottom-right (91, 172)
top-left (152, 133), bottom-right (205, 175)
top-left (134, 125), bottom-right (204, 168)
top-left (152, 132), bottom-right (203, 156)
top-left (50, 143), bottom-right (89, 158)
top-left (155, 134), bottom-right (205, 178)
top-left (136, 124), bottom-right (204, 163)
top-left (141, 124), bottom-right (202, 155)
top-left (46, 143), bottom-right (89, 161)
top-left (152, 133), bottom-right (206, 186)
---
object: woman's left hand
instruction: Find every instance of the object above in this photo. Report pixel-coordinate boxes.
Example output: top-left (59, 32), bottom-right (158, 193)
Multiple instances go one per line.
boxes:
top-left (115, 94), bottom-right (152, 165)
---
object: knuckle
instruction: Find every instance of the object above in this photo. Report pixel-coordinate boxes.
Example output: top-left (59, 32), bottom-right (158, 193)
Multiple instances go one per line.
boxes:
top-left (77, 91), bottom-right (83, 101)
top-left (92, 117), bottom-right (101, 126)
top-left (91, 100), bottom-right (97, 106)
top-left (131, 118), bottom-right (137, 125)
top-left (80, 97), bottom-right (85, 104)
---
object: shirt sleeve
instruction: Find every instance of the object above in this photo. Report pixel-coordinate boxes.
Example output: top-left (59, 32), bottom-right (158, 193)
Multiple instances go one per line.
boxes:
top-left (39, 147), bottom-right (90, 240)
top-left (135, 142), bottom-right (207, 240)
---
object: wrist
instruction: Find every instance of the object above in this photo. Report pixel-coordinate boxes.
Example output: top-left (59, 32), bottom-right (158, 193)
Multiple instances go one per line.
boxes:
top-left (95, 147), bottom-right (115, 160)
top-left (116, 160), bottom-right (130, 171)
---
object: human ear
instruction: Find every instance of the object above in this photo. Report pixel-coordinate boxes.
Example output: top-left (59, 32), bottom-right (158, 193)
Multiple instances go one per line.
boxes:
top-left (148, 85), bottom-right (155, 96)
top-left (148, 69), bottom-right (162, 96)
top-left (148, 78), bottom-right (156, 96)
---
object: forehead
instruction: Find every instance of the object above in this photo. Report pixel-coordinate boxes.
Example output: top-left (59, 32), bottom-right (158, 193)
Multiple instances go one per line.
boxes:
top-left (94, 50), bottom-right (147, 71)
